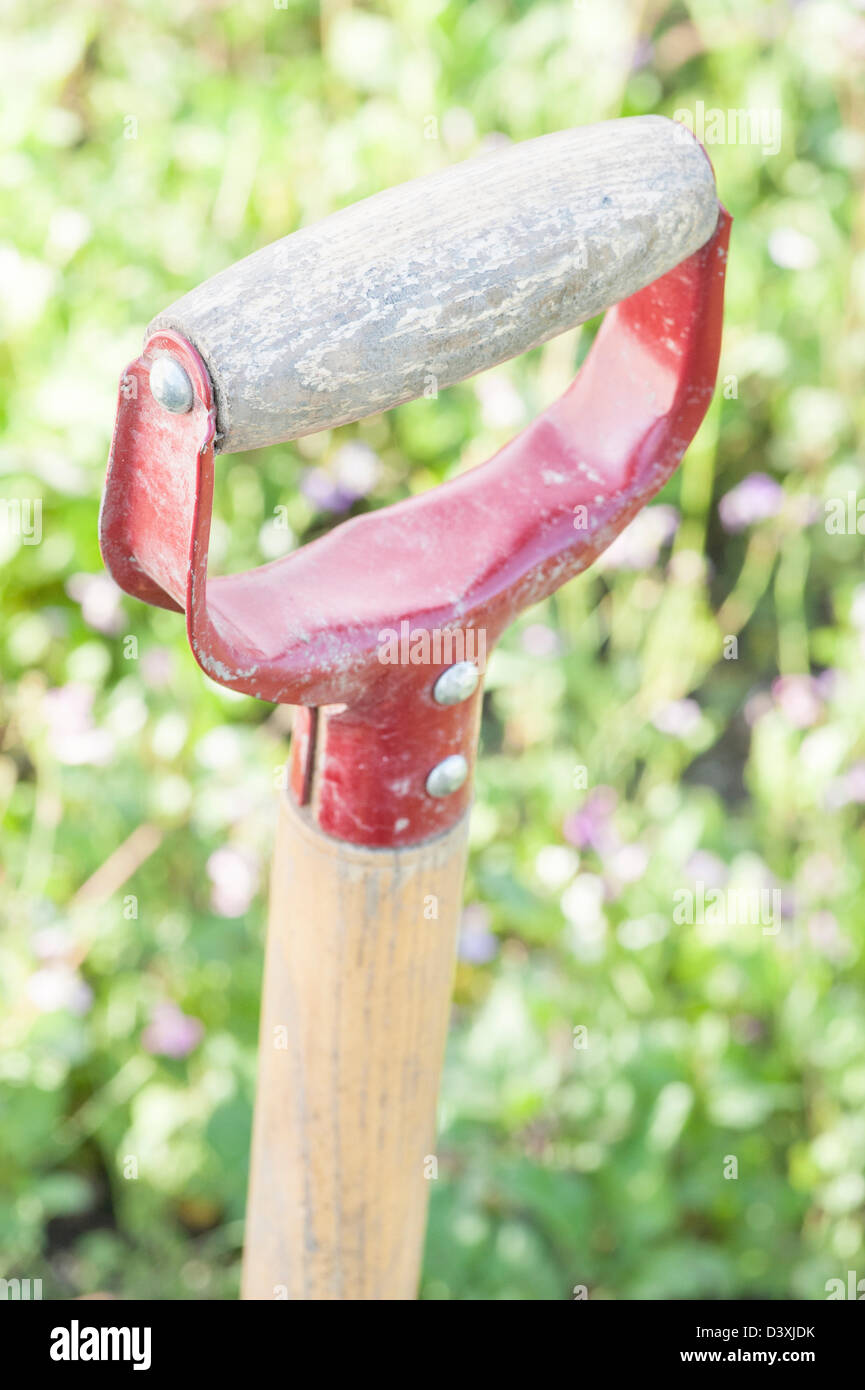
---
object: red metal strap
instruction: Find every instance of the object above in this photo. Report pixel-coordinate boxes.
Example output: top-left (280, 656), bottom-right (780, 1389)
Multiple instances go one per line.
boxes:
top-left (101, 209), bottom-right (730, 847)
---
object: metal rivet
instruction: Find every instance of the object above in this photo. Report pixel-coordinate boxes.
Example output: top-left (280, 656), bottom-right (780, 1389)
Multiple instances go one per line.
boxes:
top-left (426, 754), bottom-right (469, 798)
top-left (433, 661), bottom-right (479, 706)
top-left (150, 356), bottom-right (194, 414)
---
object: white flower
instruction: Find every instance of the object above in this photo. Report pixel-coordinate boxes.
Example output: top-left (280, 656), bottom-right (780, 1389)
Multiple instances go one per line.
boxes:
top-left (768, 228), bottom-right (819, 270)
top-left (535, 845), bottom-right (579, 889)
top-left (27, 965), bottom-right (92, 1015)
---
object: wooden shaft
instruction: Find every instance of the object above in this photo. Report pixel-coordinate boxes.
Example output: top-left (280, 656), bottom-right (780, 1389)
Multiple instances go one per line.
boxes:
top-left (241, 792), bottom-right (470, 1300)
top-left (149, 116), bottom-right (718, 453)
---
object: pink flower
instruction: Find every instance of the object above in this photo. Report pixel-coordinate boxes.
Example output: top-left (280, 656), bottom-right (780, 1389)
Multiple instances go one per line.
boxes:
top-left (797, 851), bottom-right (840, 899)
top-left (564, 787), bottom-right (619, 854)
top-left (520, 624), bottom-right (561, 657)
top-left (611, 843), bottom-right (648, 883)
top-left (744, 690), bottom-right (773, 727)
top-left (807, 912), bottom-right (847, 962)
top-left (842, 761), bottom-right (865, 801)
top-left (651, 698), bottom-right (702, 737)
top-left (140, 647), bottom-right (175, 689)
top-left (771, 675), bottom-right (822, 729)
top-left (825, 760), bottom-right (865, 809)
top-left (207, 846), bottom-right (258, 917)
top-left (42, 684), bottom-right (114, 766)
top-left (604, 842), bottom-right (649, 901)
top-left (142, 1002), bottom-right (203, 1059)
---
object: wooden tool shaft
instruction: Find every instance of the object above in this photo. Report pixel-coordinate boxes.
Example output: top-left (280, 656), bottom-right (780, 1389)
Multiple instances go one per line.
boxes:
top-left (241, 792), bottom-right (469, 1300)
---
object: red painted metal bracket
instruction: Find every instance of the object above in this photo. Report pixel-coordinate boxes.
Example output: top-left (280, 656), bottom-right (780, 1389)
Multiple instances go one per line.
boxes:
top-left (101, 209), bottom-right (730, 848)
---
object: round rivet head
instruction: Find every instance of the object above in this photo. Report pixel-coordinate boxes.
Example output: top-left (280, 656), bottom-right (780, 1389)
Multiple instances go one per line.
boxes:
top-left (433, 661), bottom-right (480, 706)
top-left (150, 356), bottom-right (194, 414)
top-left (426, 753), bottom-right (469, 798)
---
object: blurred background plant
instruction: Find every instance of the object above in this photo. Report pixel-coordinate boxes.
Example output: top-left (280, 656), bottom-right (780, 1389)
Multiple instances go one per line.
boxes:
top-left (2, 0), bottom-right (865, 1301)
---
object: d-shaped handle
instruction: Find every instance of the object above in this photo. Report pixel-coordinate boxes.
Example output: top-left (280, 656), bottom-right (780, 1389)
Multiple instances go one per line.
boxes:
top-left (148, 116), bottom-right (718, 454)
top-left (101, 119), bottom-right (729, 846)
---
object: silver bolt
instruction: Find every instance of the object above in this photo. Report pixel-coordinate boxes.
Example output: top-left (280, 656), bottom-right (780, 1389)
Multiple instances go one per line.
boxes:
top-left (150, 356), bottom-right (194, 414)
top-left (433, 661), bottom-right (479, 706)
top-left (426, 753), bottom-right (469, 798)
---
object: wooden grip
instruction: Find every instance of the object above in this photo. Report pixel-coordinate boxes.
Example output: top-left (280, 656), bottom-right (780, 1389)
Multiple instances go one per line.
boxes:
top-left (149, 116), bottom-right (718, 454)
top-left (241, 792), bottom-right (470, 1300)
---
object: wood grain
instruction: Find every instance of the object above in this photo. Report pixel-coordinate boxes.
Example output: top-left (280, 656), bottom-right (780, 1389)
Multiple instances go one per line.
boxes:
top-left (150, 116), bottom-right (718, 453)
top-left (241, 792), bottom-right (470, 1300)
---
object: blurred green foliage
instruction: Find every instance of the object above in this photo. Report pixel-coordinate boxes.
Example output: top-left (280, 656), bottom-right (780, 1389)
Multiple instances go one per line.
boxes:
top-left (2, 0), bottom-right (865, 1300)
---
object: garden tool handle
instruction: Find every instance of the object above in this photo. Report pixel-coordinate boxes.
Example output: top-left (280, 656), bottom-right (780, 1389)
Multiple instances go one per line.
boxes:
top-left (102, 114), bottom-right (729, 1304)
top-left (242, 792), bottom-right (469, 1301)
top-left (149, 115), bottom-right (718, 454)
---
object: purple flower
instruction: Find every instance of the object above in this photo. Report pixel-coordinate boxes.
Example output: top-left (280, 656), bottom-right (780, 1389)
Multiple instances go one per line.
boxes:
top-left (813, 668), bottom-right (838, 700)
top-left (457, 903), bottom-right (498, 964)
top-left (777, 886), bottom-right (797, 921)
top-left (299, 467), bottom-right (357, 514)
top-left (630, 38), bottom-right (654, 71)
top-left (718, 473), bottom-right (784, 533)
top-left (564, 786), bottom-right (619, 854)
top-left (598, 505), bottom-right (679, 571)
top-left (732, 1014), bottom-right (766, 1044)
top-left (685, 850), bottom-right (729, 888)
top-left (142, 1002), bottom-right (203, 1059)
top-left (301, 445), bottom-right (381, 514)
